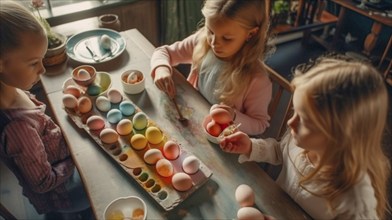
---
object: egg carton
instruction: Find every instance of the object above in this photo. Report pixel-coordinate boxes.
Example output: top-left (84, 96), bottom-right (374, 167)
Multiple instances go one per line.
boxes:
top-left (62, 87), bottom-right (213, 211)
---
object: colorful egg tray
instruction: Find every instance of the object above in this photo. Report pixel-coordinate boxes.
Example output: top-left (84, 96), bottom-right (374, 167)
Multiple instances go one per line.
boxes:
top-left (62, 82), bottom-right (213, 211)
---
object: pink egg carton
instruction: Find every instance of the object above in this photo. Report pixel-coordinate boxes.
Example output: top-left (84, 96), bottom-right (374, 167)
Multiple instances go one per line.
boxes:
top-left (62, 86), bottom-right (213, 211)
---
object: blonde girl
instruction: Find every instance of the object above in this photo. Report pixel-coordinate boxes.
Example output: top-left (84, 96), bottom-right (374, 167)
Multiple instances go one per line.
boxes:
top-left (220, 57), bottom-right (390, 219)
top-left (150, 0), bottom-right (272, 135)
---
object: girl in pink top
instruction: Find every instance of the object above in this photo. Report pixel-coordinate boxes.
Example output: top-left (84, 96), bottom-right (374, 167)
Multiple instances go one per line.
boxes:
top-left (150, 0), bottom-right (273, 136)
top-left (0, 1), bottom-right (89, 216)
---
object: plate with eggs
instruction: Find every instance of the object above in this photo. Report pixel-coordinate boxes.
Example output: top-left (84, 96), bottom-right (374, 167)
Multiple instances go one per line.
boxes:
top-left (66, 28), bottom-right (126, 64)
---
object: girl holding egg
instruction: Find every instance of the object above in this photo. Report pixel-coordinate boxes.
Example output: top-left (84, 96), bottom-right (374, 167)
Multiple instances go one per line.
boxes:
top-left (220, 57), bottom-right (391, 219)
top-left (150, 0), bottom-right (273, 136)
top-left (0, 1), bottom-right (90, 217)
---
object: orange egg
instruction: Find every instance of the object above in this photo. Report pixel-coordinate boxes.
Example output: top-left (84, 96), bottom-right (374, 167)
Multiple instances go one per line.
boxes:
top-left (210, 108), bottom-right (232, 124)
top-left (206, 120), bottom-right (222, 137)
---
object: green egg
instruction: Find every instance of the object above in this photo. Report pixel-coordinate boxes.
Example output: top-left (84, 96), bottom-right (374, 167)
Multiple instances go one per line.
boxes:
top-left (87, 83), bottom-right (102, 96)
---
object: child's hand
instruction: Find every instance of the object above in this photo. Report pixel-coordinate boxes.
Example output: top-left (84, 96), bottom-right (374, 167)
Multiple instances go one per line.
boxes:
top-left (219, 131), bottom-right (251, 156)
top-left (154, 66), bottom-right (176, 98)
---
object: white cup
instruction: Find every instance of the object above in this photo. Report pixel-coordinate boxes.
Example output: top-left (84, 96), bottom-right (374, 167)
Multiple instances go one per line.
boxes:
top-left (121, 70), bottom-right (145, 94)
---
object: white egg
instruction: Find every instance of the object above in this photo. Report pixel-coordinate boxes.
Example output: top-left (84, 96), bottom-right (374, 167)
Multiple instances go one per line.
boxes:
top-left (107, 88), bottom-right (122, 104)
top-left (143, 148), bottom-right (164, 165)
top-left (182, 155), bottom-right (200, 174)
top-left (77, 69), bottom-right (90, 80)
top-left (171, 172), bottom-right (193, 191)
top-left (95, 96), bottom-right (111, 112)
top-left (235, 184), bottom-right (255, 207)
top-left (237, 207), bottom-right (264, 220)
top-left (100, 34), bottom-right (112, 50)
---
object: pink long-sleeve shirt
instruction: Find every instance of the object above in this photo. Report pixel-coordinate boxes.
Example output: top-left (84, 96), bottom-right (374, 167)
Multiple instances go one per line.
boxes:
top-left (0, 93), bottom-right (74, 214)
top-left (150, 32), bottom-right (272, 135)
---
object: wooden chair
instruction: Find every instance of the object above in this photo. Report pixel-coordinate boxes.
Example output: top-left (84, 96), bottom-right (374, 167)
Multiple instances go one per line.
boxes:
top-left (0, 203), bottom-right (17, 220)
top-left (264, 65), bottom-right (294, 141)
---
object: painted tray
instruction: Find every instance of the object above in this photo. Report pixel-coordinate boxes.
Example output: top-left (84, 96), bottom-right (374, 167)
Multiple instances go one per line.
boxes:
top-left (62, 76), bottom-right (212, 211)
top-left (66, 28), bottom-right (126, 64)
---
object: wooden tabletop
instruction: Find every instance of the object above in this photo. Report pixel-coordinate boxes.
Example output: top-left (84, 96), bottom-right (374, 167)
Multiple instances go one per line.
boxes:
top-left (40, 24), bottom-right (311, 219)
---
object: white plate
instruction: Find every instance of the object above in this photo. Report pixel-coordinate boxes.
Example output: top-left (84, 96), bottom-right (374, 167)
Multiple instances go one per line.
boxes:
top-left (103, 196), bottom-right (147, 220)
top-left (66, 28), bottom-right (126, 64)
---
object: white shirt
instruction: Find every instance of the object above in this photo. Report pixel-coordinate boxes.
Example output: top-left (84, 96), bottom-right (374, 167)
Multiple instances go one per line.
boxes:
top-left (238, 134), bottom-right (379, 219)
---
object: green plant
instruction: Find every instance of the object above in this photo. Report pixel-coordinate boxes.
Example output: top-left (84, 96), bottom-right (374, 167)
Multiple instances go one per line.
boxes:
top-left (272, 0), bottom-right (290, 15)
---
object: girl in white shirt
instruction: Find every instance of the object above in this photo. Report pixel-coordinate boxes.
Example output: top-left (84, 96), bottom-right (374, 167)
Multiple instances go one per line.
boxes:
top-left (220, 57), bottom-right (391, 219)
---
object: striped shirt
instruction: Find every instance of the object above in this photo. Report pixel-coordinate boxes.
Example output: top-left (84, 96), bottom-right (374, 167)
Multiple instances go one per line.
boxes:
top-left (0, 93), bottom-right (74, 214)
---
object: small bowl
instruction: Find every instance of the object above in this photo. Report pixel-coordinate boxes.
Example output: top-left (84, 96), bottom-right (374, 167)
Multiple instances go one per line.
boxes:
top-left (202, 115), bottom-right (220, 144)
top-left (72, 65), bottom-right (97, 87)
top-left (121, 70), bottom-right (145, 94)
top-left (63, 71), bottom-right (112, 97)
top-left (103, 196), bottom-right (147, 220)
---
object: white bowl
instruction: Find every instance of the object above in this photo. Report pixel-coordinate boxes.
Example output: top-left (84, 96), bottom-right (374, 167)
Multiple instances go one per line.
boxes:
top-left (103, 196), bottom-right (147, 220)
top-left (121, 70), bottom-right (145, 94)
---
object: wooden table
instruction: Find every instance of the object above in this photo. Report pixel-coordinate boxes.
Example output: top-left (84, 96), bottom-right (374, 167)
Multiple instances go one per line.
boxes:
top-left (40, 21), bottom-right (311, 219)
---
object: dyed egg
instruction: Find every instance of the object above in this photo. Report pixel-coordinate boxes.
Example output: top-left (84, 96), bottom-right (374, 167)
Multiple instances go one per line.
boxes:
top-left (107, 88), bottom-right (122, 104)
top-left (237, 207), bottom-right (264, 220)
top-left (235, 184), bottom-right (255, 207)
top-left (77, 96), bottom-right (92, 113)
top-left (210, 108), bottom-right (232, 124)
top-left (145, 126), bottom-right (163, 144)
top-left (99, 128), bottom-right (118, 144)
top-left (132, 112), bottom-right (148, 130)
top-left (127, 71), bottom-right (139, 84)
top-left (156, 159), bottom-right (174, 177)
top-left (119, 101), bottom-right (135, 116)
top-left (77, 69), bottom-right (90, 80)
top-left (100, 34), bottom-right (112, 50)
top-left (163, 140), bottom-right (180, 160)
top-left (171, 172), bottom-right (192, 191)
top-left (64, 85), bottom-right (82, 98)
top-left (130, 134), bottom-right (148, 150)
top-left (182, 155), bottom-right (200, 174)
top-left (95, 96), bottom-right (111, 112)
top-left (86, 115), bottom-right (105, 130)
top-left (206, 119), bottom-right (222, 137)
top-left (116, 119), bottom-right (133, 136)
top-left (143, 148), bottom-right (164, 165)
top-left (107, 109), bottom-right (122, 124)
top-left (86, 83), bottom-right (102, 96)
top-left (62, 94), bottom-right (78, 109)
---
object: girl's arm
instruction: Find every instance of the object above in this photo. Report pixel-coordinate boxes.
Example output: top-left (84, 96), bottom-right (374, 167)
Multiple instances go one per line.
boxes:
top-left (5, 121), bottom-right (74, 193)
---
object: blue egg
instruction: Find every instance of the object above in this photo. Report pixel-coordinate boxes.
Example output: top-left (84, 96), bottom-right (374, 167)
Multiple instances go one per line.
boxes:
top-left (107, 109), bottom-right (122, 124)
top-left (119, 101), bottom-right (136, 116)
top-left (86, 83), bottom-right (102, 96)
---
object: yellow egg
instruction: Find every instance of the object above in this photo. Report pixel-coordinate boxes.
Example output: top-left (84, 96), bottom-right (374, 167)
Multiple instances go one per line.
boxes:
top-left (145, 126), bottom-right (163, 145)
top-left (156, 158), bottom-right (174, 177)
top-left (143, 148), bottom-right (164, 165)
top-left (171, 172), bottom-right (192, 191)
top-left (99, 128), bottom-right (118, 144)
top-left (130, 134), bottom-right (148, 150)
top-left (132, 112), bottom-right (148, 130)
top-left (77, 96), bottom-right (92, 113)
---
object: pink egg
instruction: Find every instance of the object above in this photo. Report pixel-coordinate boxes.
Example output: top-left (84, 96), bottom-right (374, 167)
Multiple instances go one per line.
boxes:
top-left (172, 172), bottom-right (193, 191)
top-left (163, 140), bottom-right (180, 160)
top-left (116, 119), bottom-right (133, 136)
top-left (210, 108), bottom-right (232, 124)
top-left (127, 71), bottom-right (139, 84)
top-left (107, 88), bottom-right (123, 104)
top-left (86, 115), bottom-right (105, 130)
top-left (64, 85), bottom-right (82, 98)
top-left (156, 158), bottom-right (174, 177)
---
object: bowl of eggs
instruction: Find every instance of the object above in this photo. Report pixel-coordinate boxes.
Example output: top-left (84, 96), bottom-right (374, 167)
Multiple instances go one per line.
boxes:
top-left (103, 196), bottom-right (146, 220)
top-left (202, 107), bottom-right (234, 144)
top-left (121, 70), bottom-right (145, 94)
top-left (72, 65), bottom-right (97, 87)
top-left (64, 71), bottom-right (112, 97)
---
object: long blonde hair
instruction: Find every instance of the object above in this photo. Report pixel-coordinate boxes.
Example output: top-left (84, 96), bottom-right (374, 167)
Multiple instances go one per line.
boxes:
top-left (192, 0), bottom-right (271, 105)
top-left (292, 57), bottom-right (390, 218)
top-left (0, 0), bottom-right (45, 57)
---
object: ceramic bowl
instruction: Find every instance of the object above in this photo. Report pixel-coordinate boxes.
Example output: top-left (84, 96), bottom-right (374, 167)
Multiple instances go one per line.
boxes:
top-left (63, 71), bottom-right (111, 97)
top-left (72, 65), bottom-right (97, 87)
top-left (121, 70), bottom-right (145, 94)
top-left (103, 196), bottom-right (147, 220)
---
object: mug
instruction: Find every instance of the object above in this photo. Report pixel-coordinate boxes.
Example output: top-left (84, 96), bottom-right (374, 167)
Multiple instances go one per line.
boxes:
top-left (98, 14), bottom-right (121, 31)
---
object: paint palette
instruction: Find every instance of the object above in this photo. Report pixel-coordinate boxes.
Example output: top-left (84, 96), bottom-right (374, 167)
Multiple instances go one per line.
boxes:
top-left (62, 80), bottom-right (212, 211)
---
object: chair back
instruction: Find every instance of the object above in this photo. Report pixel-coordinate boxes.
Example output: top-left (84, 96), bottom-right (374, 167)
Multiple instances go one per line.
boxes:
top-left (295, 0), bottom-right (326, 26)
top-left (264, 65), bottom-right (294, 140)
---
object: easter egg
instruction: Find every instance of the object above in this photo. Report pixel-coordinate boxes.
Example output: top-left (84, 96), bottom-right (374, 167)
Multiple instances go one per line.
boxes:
top-left (86, 83), bottom-right (102, 96)
top-left (99, 128), bottom-right (118, 144)
top-left (143, 148), bottom-right (164, 165)
top-left (62, 94), bottom-right (78, 109)
top-left (145, 126), bottom-right (163, 145)
top-left (95, 96), bottom-right (111, 112)
top-left (119, 101), bottom-right (135, 116)
top-left (107, 88), bottom-right (122, 104)
top-left (64, 85), bottom-right (82, 98)
top-left (237, 207), bottom-right (264, 220)
top-left (77, 69), bottom-right (90, 80)
top-left (171, 172), bottom-right (192, 191)
top-left (156, 159), bottom-right (174, 177)
top-left (132, 112), bottom-right (148, 130)
top-left (182, 155), bottom-right (200, 174)
top-left (116, 119), bottom-right (133, 136)
top-left (206, 120), bottom-right (222, 137)
top-left (99, 34), bottom-right (112, 50)
top-left (130, 134), bottom-right (148, 150)
top-left (77, 96), bottom-right (92, 113)
top-left (235, 184), bottom-right (255, 207)
top-left (127, 71), bottom-right (139, 84)
top-left (163, 140), bottom-right (180, 160)
top-left (86, 115), bottom-right (105, 130)
top-left (107, 109), bottom-right (122, 124)
top-left (210, 108), bottom-right (232, 124)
